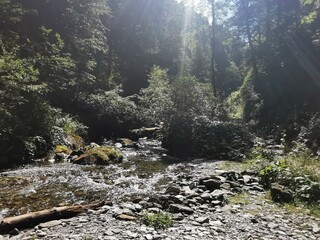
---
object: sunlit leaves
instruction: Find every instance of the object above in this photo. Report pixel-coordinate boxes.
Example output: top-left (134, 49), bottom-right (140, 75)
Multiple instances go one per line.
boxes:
top-left (301, 11), bottom-right (318, 24)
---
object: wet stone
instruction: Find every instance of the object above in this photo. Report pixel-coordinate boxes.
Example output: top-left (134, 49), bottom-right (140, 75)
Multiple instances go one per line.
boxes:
top-left (202, 179), bottom-right (221, 191)
top-left (195, 216), bottom-right (210, 224)
top-left (168, 204), bottom-right (194, 215)
top-left (2, 142), bottom-right (320, 240)
top-left (312, 224), bottom-right (320, 234)
top-left (36, 230), bottom-right (47, 237)
top-left (39, 220), bottom-right (62, 228)
top-left (117, 214), bottom-right (137, 221)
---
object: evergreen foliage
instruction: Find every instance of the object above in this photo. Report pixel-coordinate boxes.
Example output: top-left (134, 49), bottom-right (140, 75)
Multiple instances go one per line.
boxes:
top-left (0, 0), bottom-right (320, 166)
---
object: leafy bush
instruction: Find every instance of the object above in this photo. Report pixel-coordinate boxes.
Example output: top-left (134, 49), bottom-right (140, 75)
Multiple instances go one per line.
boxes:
top-left (80, 90), bottom-right (141, 140)
top-left (139, 66), bottom-right (172, 125)
top-left (140, 66), bottom-right (250, 159)
top-left (305, 114), bottom-right (320, 154)
top-left (142, 211), bottom-right (173, 229)
top-left (191, 116), bottom-right (252, 160)
top-left (164, 116), bottom-right (252, 159)
top-left (259, 155), bottom-right (320, 203)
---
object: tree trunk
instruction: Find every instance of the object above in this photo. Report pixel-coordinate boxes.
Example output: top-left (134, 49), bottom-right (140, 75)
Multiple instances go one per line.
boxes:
top-left (0, 201), bottom-right (108, 233)
top-left (210, 0), bottom-right (217, 95)
top-left (242, 0), bottom-right (259, 80)
top-left (265, 0), bottom-right (271, 42)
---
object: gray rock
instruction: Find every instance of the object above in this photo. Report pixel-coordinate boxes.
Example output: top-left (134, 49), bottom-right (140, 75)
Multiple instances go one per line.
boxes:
top-left (115, 143), bottom-right (123, 148)
top-left (36, 230), bottom-right (47, 237)
top-left (172, 213), bottom-right (184, 220)
top-left (145, 234), bottom-right (153, 240)
top-left (165, 185), bottom-right (181, 195)
top-left (270, 183), bottom-right (293, 203)
top-left (242, 175), bottom-right (251, 184)
top-left (9, 228), bottom-right (20, 236)
top-left (173, 195), bottom-right (185, 203)
top-left (312, 224), bottom-right (320, 234)
top-left (220, 183), bottom-right (231, 190)
top-left (200, 192), bottom-right (212, 201)
top-left (251, 218), bottom-right (259, 224)
top-left (226, 181), bottom-right (241, 188)
top-left (182, 186), bottom-right (197, 196)
top-left (202, 179), bottom-right (221, 191)
top-left (168, 204), bottom-right (194, 215)
top-left (117, 214), bottom-right (137, 221)
top-left (211, 190), bottom-right (225, 201)
top-left (250, 186), bottom-right (265, 192)
top-left (268, 223), bottom-right (279, 229)
top-left (147, 207), bottom-right (161, 213)
top-left (112, 207), bottom-right (135, 216)
top-left (211, 200), bottom-right (222, 206)
top-left (39, 220), bottom-right (62, 228)
top-left (210, 220), bottom-right (223, 227)
top-left (195, 216), bottom-right (210, 224)
top-left (213, 175), bottom-right (226, 183)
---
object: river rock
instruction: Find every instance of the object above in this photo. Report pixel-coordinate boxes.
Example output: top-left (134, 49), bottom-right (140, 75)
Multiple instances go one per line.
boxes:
top-left (202, 179), bottom-right (221, 191)
top-left (211, 190), bottom-right (225, 201)
top-left (270, 183), bottom-right (293, 203)
top-left (9, 228), bottom-right (20, 236)
top-left (182, 186), bottom-right (197, 196)
top-left (74, 146), bottom-right (123, 165)
top-left (117, 138), bottom-right (135, 148)
top-left (312, 224), bottom-right (320, 234)
top-left (168, 204), bottom-right (194, 215)
top-left (112, 207), bottom-right (135, 217)
top-left (195, 216), bottom-right (210, 224)
top-left (220, 183), bottom-right (231, 190)
top-left (39, 220), bottom-right (62, 228)
top-left (242, 175), bottom-right (251, 184)
top-left (145, 234), bottom-right (153, 240)
top-left (165, 185), bottom-right (181, 195)
top-left (117, 214), bottom-right (137, 221)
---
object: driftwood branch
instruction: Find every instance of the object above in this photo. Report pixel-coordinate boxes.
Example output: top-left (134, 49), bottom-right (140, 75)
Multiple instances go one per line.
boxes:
top-left (0, 201), bottom-right (108, 233)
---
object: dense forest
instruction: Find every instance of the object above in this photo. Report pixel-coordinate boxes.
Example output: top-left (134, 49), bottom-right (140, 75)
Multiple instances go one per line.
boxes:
top-left (1, 0), bottom-right (320, 236)
top-left (0, 0), bottom-right (319, 167)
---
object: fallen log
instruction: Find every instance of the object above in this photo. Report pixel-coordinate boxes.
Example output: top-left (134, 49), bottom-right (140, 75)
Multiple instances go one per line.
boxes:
top-left (0, 201), bottom-right (108, 233)
top-left (130, 127), bottom-right (161, 140)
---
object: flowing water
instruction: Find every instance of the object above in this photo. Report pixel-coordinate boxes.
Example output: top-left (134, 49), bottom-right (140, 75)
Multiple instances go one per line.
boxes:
top-left (0, 139), bottom-right (194, 219)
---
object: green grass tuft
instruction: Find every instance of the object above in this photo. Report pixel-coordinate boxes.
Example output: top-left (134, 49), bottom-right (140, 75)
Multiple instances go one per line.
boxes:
top-left (142, 211), bottom-right (173, 229)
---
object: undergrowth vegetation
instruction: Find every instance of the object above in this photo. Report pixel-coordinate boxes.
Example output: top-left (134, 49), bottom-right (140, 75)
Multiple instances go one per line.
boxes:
top-left (142, 211), bottom-right (173, 229)
top-left (139, 66), bottom-right (252, 160)
top-left (243, 133), bottom-right (320, 211)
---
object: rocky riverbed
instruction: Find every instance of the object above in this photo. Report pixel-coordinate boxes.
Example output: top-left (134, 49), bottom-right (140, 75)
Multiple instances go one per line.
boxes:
top-left (0, 139), bottom-right (319, 240)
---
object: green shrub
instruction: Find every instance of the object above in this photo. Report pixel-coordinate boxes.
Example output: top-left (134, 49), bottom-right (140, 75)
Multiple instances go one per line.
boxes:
top-left (80, 90), bottom-right (141, 139)
top-left (139, 66), bottom-right (173, 125)
top-left (74, 146), bottom-right (123, 165)
top-left (139, 66), bottom-right (250, 159)
top-left (259, 154), bottom-right (320, 203)
top-left (142, 211), bottom-right (173, 229)
top-left (192, 116), bottom-right (252, 160)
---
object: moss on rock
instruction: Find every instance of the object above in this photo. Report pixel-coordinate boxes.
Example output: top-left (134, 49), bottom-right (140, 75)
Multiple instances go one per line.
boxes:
top-left (54, 145), bottom-right (72, 155)
top-left (74, 146), bottom-right (123, 165)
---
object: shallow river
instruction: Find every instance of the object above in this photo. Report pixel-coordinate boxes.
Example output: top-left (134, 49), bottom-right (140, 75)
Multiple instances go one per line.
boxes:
top-left (0, 139), bottom-right (196, 219)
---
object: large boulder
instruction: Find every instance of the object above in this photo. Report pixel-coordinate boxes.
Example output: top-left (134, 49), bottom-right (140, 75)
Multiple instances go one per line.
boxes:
top-left (270, 183), bottom-right (294, 203)
top-left (168, 204), bottom-right (194, 215)
top-left (73, 146), bottom-right (123, 165)
top-left (117, 138), bottom-right (135, 148)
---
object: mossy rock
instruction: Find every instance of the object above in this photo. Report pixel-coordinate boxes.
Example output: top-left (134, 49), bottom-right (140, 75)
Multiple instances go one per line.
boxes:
top-left (67, 134), bottom-right (85, 149)
top-left (54, 145), bottom-right (72, 155)
top-left (74, 146), bottom-right (123, 165)
top-left (117, 138), bottom-right (135, 148)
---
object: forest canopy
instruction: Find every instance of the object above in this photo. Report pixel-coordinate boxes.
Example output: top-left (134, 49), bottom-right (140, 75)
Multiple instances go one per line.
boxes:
top-left (0, 0), bottom-right (319, 167)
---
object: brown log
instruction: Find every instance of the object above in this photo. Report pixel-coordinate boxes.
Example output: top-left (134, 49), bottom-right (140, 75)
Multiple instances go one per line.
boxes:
top-left (0, 201), bottom-right (108, 233)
